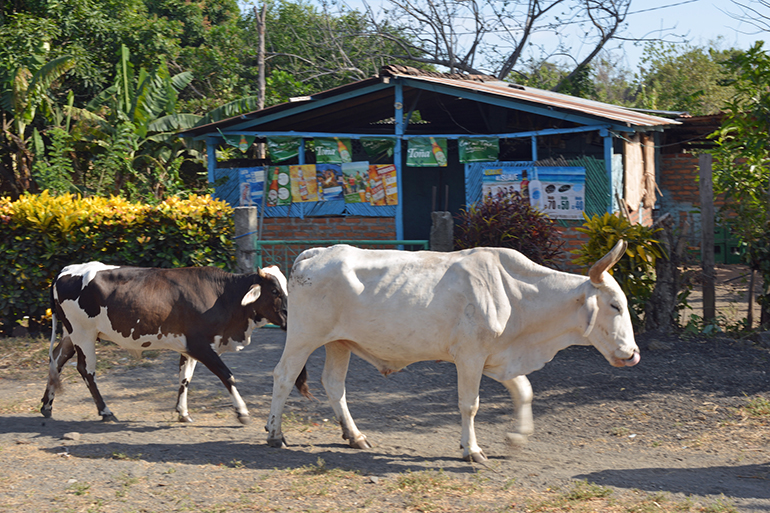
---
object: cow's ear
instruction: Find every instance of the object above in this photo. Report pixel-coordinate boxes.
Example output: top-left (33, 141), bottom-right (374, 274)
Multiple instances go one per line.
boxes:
top-left (241, 284), bottom-right (262, 306)
top-left (583, 294), bottom-right (599, 338)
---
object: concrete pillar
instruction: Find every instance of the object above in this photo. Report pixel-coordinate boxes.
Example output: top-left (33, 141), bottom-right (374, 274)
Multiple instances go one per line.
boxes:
top-left (430, 211), bottom-right (454, 252)
top-left (234, 207), bottom-right (258, 273)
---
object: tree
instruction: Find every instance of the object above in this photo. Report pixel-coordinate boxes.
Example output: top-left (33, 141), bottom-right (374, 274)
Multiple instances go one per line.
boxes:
top-left (360, 0), bottom-right (678, 90)
top-left (708, 42), bottom-right (770, 326)
top-left (634, 41), bottom-right (738, 115)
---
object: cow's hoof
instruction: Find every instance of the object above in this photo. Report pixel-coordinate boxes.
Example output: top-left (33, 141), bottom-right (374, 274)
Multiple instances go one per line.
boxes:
top-left (41, 407), bottom-right (52, 419)
top-left (505, 432), bottom-right (528, 448)
top-left (463, 450), bottom-right (488, 463)
top-left (267, 436), bottom-right (287, 448)
top-left (237, 414), bottom-right (252, 425)
top-left (101, 414), bottom-right (119, 422)
top-left (348, 435), bottom-right (371, 450)
top-left (178, 415), bottom-right (194, 423)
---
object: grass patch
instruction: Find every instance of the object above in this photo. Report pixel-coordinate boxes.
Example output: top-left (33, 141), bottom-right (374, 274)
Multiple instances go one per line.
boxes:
top-left (743, 394), bottom-right (770, 417)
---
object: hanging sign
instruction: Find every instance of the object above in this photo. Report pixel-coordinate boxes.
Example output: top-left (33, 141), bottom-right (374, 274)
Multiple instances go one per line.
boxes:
top-left (267, 137), bottom-right (300, 162)
top-left (315, 137), bottom-right (352, 163)
top-left (237, 167), bottom-right (265, 206)
top-left (265, 165), bottom-right (292, 206)
top-left (407, 137), bottom-right (447, 167)
top-left (219, 131), bottom-right (255, 153)
top-left (316, 164), bottom-right (344, 201)
top-left (459, 137), bottom-right (499, 163)
top-left (289, 164), bottom-right (318, 202)
top-left (341, 161), bottom-right (370, 203)
top-left (361, 138), bottom-right (395, 160)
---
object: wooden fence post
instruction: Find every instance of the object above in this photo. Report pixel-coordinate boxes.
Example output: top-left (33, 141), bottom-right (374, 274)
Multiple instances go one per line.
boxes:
top-left (699, 153), bottom-right (715, 322)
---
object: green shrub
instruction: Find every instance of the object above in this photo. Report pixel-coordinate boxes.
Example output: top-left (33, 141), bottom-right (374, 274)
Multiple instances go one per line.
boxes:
top-left (0, 191), bottom-right (235, 336)
top-left (453, 190), bottom-right (565, 268)
top-left (571, 212), bottom-right (664, 329)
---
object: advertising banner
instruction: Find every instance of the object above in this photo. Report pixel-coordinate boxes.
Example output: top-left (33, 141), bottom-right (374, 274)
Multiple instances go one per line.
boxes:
top-left (316, 163), bottom-right (344, 201)
top-left (266, 137), bottom-right (300, 162)
top-left (223, 133), bottom-right (256, 153)
top-left (407, 137), bottom-right (447, 167)
top-left (367, 165), bottom-right (386, 206)
top-left (315, 137), bottom-right (353, 163)
top-left (361, 138), bottom-right (395, 160)
top-left (371, 163), bottom-right (398, 205)
top-left (265, 165), bottom-right (292, 207)
top-left (458, 137), bottom-right (499, 162)
top-left (481, 165), bottom-right (585, 219)
top-left (237, 167), bottom-right (265, 207)
top-left (341, 161), bottom-right (370, 203)
top-left (289, 164), bottom-right (318, 202)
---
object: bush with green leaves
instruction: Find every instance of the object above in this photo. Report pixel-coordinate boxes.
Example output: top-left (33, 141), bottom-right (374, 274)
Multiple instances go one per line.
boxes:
top-left (0, 192), bottom-right (235, 336)
top-left (453, 190), bottom-right (565, 268)
top-left (571, 212), bottom-right (664, 329)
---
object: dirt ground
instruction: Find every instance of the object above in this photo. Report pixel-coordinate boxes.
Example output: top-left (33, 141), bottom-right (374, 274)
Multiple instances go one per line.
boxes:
top-left (0, 266), bottom-right (768, 512)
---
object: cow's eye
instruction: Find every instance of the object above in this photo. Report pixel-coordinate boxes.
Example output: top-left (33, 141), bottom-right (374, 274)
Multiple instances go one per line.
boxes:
top-left (611, 304), bottom-right (621, 312)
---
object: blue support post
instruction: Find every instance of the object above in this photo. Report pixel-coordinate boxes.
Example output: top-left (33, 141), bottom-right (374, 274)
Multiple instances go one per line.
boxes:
top-left (601, 128), bottom-right (613, 214)
top-left (206, 137), bottom-right (217, 183)
top-left (531, 136), bottom-right (538, 161)
top-left (395, 82), bottom-right (405, 240)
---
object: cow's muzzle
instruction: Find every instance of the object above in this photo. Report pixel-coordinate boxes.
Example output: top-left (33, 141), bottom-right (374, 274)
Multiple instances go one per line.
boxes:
top-left (612, 351), bottom-right (640, 367)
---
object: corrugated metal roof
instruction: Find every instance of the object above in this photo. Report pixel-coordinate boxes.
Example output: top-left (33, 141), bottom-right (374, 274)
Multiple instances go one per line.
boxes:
top-left (390, 73), bottom-right (679, 128)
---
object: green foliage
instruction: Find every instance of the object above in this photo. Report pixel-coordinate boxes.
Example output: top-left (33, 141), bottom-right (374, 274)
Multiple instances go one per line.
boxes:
top-left (453, 190), bottom-right (565, 268)
top-left (709, 42), bottom-right (770, 325)
top-left (572, 212), bottom-right (664, 328)
top-left (634, 41), bottom-right (738, 115)
top-left (0, 192), bottom-right (235, 336)
top-left (31, 127), bottom-right (77, 195)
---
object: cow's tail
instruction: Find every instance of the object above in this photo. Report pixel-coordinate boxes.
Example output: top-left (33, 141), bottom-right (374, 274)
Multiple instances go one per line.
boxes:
top-left (47, 280), bottom-right (64, 393)
top-left (294, 365), bottom-right (315, 400)
top-left (47, 311), bottom-right (63, 393)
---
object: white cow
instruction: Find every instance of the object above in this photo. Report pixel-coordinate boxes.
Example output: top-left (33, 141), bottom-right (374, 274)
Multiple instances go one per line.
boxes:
top-left (266, 240), bottom-right (639, 462)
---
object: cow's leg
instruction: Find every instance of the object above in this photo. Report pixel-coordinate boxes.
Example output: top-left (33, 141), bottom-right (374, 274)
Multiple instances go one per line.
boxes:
top-left (456, 359), bottom-right (486, 463)
top-left (74, 343), bottom-right (117, 422)
top-left (501, 374), bottom-right (534, 447)
top-left (266, 346), bottom-right (315, 447)
top-left (175, 354), bottom-right (198, 423)
top-left (322, 341), bottom-right (371, 449)
top-left (185, 344), bottom-right (250, 424)
top-left (40, 335), bottom-right (76, 418)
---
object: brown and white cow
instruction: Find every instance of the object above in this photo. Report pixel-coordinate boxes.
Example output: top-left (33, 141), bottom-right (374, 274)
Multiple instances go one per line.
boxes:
top-left (266, 240), bottom-right (639, 462)
top-left (41, 262), bottom-right (308, 424)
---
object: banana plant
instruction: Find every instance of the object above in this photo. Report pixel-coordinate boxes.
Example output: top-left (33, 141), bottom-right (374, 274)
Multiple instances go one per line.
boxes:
top-left (0, 46), bottom-right (74, 196)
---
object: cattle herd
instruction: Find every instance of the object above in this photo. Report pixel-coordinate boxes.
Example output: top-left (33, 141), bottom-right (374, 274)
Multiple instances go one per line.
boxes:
top-left (40, 240), bottom-right (639, 463)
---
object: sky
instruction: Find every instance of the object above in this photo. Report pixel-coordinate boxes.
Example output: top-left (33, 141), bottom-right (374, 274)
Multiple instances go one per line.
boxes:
top-left (619, 0), bottom-right (766, 69)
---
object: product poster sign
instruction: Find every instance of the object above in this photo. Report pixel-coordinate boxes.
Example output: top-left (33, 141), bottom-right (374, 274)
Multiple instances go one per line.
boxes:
top-left (316, 164), bottom-right (344, 201)
top-left (458, 137), bottom-right (499, 163)
top-left (361, 138), bottom-right (395, 160)
top-left (265, 165), bottom-right (292, 207)
top-left (238, 167), bottom-right (265, 207)
top-left (289, 164), bottom-right (318, 202)
top-left (481, 165), bottom-right (585, 219)
top-left (341, 161), bottom-right (370, 203)
top-left (223, 133), bottom-right (256, 153)
top-left (315, 137), bottom-right (352, 164)
top-left (406, 137), bottom-right (447, 167)
top-left (370, 164), bottom-right (398, 205)
top-left (481, 167), bottom-right (528, 200)
top-left (367, 165), bottom-right (387, 206)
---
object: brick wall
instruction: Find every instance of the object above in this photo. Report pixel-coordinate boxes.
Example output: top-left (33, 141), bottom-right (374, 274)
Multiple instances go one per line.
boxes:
top-left (260, 216), bottom-right (397, 241)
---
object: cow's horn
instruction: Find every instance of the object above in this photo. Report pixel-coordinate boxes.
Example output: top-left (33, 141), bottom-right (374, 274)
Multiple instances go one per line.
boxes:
top-left (589, 239), bottom-right (627, 284)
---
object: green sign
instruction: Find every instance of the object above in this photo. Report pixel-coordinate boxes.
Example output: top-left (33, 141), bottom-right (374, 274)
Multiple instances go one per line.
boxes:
top-left (406, 137), bottom-right (447, 167)
top-left (361, 138), bottom-right (395, 160)
top-left (459, 137), bottom-right (499, 162)
top-left (219, 132), bottom-right (256, 153)
top-left (315, 137), bottom-right (352, 163)
top-left (267, 137), bottom-right (300, 162)
top-left (265, 165), bottom-right (292, 206)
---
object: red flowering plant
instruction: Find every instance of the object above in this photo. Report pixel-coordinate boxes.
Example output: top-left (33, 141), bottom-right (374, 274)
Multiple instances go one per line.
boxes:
top-left (453, 189), bottom-right (565, 269)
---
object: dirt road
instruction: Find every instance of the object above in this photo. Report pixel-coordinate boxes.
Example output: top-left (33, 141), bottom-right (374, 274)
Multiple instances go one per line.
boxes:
top-left (0, 327), bottom-right (768, 512)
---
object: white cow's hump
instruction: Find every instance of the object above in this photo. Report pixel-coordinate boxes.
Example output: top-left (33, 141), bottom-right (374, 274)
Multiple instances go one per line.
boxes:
top-left (60, 262), bottom-right (120, 288)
